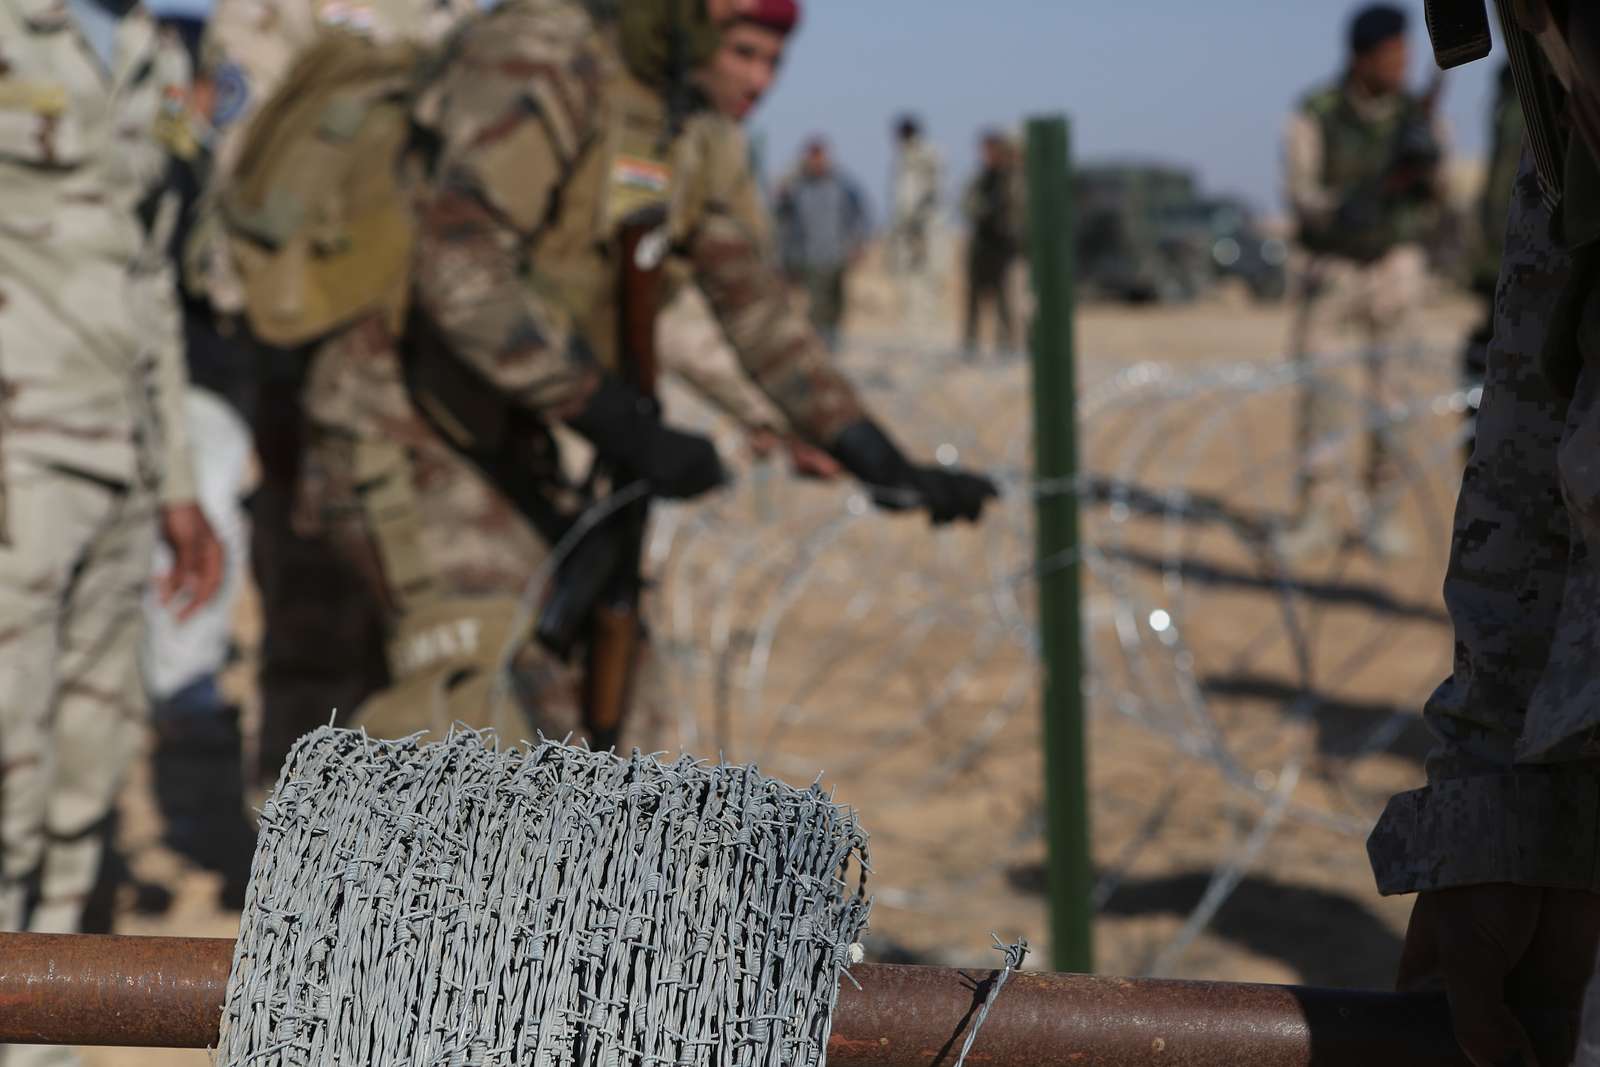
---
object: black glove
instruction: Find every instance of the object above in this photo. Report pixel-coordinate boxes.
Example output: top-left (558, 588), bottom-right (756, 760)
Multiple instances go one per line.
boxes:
top-left (567, 378), bottom-right (725, 500)
top-left (829, 419), bottom-right (998, 525)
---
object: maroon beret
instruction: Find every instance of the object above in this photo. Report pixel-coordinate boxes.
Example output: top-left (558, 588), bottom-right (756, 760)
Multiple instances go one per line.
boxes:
top-left (740, 0), bottom-right (800, 35)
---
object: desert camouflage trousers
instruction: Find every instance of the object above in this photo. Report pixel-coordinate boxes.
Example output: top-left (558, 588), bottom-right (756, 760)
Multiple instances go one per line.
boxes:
top-left (1289, 243), bottom-right (1427, 506)
top-left (297, 317), bottom-right (671, 752)
top-left (0, 459), bottom-right (156, 1061)
top-left (251, 349), bottom-right (388, 784)
top-left (1368, 158), bottom-right (1600, 896)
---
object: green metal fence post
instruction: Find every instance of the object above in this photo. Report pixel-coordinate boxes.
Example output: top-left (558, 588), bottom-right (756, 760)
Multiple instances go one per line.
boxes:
top-left (1026, 115), bottom-right (1092, 974)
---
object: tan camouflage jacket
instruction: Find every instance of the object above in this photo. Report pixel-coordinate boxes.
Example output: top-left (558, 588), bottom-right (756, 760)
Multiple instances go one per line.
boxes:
top-left (393, 0), bottom-right (864, 446)
top-left (0, 0), bottom-right (196, 503)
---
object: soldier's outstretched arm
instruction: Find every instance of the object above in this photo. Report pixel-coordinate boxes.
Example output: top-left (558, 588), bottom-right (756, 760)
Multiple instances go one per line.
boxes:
top-left (411, 155), bottom-right (723, 500)
top-left (412, 174), bottom-right (601, 418)
top-left (409, 35), bottom-right (722, 501)
top-left (686, 195), bottom-right (996, 525)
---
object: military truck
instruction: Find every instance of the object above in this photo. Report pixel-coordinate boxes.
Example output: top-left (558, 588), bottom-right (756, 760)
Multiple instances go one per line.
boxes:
top-left (1075, 165), bottom-right (1287, 304)
top-left (1157, 196), bottom-right (1289, 302)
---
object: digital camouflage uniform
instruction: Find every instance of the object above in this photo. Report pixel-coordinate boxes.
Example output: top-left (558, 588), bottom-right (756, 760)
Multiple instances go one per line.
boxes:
top-left (1461, 65), bottom-right (1526, 454)
top-left (195, 0), bottom-right (476, 779)
top-left (296, 0), bottom-right (865, 741)
top-left (1283, 79), bottom-right (1445, 546)
top-left (0, 0), bottom-right (195, 1050)
top-left (1367, 151), bottom-right (1600, 897)
top-left (889, 133), bottom-right (942, 336)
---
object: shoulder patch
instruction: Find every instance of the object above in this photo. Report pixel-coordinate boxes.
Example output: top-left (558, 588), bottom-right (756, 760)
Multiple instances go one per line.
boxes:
top-left (212, 61), bottom-right (250, 128)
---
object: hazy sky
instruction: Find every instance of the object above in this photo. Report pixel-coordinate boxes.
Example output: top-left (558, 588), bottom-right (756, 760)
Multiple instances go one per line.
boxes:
top-left (751, 1), bottom-right (1503, 219)
top-left (144, 0), bottom-right (1506, 217)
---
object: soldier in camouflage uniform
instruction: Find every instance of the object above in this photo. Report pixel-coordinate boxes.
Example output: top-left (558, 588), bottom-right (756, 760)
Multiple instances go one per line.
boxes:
top-left (1367, 146), bottom-right (1600, 1067)
top-left (1364, 2), bottom-right (1600, 1055)
top-left (294, 0), bottom-right (996, 740)
top-left (193, 0), bottom-right (478, 781)
top-left (1279, 4), bottom-right (1447, 560)
top-left (961, 128), bottom-right (1024, 357)
top-left (0, 0), bottom-right (221, 1059)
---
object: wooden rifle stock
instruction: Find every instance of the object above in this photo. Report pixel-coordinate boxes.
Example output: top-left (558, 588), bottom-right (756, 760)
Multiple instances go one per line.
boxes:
top-left (579, 207), bottom-right (669, 750)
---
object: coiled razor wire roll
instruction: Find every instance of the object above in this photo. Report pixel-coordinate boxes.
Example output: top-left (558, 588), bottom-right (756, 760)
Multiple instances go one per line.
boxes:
top-left (218, 727), bottom-right (872, 1067)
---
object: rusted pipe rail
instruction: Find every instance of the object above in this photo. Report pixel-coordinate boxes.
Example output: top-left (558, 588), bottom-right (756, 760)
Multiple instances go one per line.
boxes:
top-left (0, 933), bottom-right (1468, 1065)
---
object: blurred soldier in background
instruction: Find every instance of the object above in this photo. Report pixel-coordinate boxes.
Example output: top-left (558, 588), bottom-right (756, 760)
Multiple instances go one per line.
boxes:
top-left (889, 114), bottom-right (943, 336)
top-left (1367, 2), bottom-right (1600, 1064)
top-left (775, 137), bottom-right (871, 352)
top-left (1460, 62), bottom-right (1523, 457)
top-left (192, 0), bottom-right (477, 782)
top-left (0, 0), bottom-right (221, 1053)
top-left (657, 0), bottom-right (841, 479)
top-left (961, 128), bottom-right (1025, 357)
top-left (272, 0), bottom-right (996, 744)
top-left (1279, 3), bottom-right (1447, 560)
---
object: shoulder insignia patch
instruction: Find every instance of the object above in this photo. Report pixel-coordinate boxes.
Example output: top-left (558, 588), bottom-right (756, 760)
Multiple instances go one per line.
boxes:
top-left (212, 61), bottom-right (250, 128)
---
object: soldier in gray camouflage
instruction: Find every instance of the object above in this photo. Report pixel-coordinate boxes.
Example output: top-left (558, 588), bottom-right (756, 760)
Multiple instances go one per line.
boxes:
top-left (1368, 146), bottom-right (1600, 1067)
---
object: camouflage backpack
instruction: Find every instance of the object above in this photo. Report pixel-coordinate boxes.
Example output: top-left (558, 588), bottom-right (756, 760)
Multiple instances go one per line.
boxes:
top-left (220, 32), bottom-right (426, 348)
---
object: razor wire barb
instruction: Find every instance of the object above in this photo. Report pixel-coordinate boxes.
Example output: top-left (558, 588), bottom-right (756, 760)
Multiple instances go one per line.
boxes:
top-left (220, 727), bottom-right (871, 1067)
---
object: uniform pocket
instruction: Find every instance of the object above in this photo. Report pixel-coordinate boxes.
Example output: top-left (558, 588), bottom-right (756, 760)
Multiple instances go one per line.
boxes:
top-left (0, 79), bottom-right (86, 166)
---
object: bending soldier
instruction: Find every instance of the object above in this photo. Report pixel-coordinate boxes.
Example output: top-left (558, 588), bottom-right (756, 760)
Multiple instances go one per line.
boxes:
top-left (281, 0), bottom-right (996, 744)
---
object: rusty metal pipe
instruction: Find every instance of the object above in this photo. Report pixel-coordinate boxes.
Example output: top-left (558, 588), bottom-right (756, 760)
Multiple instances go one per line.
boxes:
top-left (0, 934), bottom-right (231, 1048)
top-left (840, 961), bottom-right (1468, 1067)
top-left (0, 933), bottom-right (1468, 1065)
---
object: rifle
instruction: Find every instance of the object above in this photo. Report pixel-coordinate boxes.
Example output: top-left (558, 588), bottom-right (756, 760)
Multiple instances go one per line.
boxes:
top-left (536, 205), bottom-right (670, 751)
top-left (1427, 0), bottom-right (1600, 204)
top-left (1326, 73), bottom-right (1447, 255)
